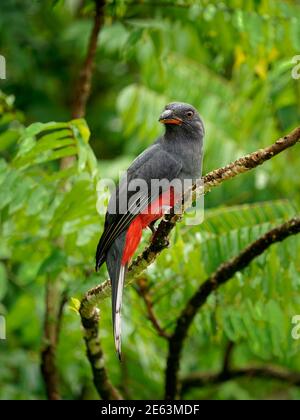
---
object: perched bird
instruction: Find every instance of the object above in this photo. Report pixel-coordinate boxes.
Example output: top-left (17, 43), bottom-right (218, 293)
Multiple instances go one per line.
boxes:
top-left (96, 102), bottom-right (205, 358)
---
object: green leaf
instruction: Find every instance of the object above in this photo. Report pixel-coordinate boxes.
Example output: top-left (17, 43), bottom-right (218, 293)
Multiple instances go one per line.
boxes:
top-left (69, 297), bottom-right (81, 314)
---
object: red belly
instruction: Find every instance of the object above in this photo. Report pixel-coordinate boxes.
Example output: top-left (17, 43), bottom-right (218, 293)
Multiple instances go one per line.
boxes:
top-left (121, 189), bottom-right (175, 264)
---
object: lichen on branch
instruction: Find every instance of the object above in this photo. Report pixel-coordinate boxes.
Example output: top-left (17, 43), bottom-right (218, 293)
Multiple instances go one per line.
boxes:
top-left (80, 125), bottom-right (300, 316)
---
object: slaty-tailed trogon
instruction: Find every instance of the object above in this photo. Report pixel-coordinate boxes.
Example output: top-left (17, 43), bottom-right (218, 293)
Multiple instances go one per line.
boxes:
top-left (96, 102), bottom-right (205, 358)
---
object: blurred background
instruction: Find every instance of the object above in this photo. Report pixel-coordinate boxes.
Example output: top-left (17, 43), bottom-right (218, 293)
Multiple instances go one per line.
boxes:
top-left (1, 0), bottom-right (300, 400)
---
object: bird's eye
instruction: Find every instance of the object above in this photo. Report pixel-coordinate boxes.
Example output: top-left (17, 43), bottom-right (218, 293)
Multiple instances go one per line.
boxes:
top-left (186, 110), bottom-right (194, 118)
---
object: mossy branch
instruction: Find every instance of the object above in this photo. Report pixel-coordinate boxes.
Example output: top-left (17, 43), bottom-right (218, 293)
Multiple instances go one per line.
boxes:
top-left (80, 126), bottom-right (300, 318)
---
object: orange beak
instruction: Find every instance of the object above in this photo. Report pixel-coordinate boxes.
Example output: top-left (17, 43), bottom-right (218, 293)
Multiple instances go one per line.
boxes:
top-left (159, 110), bottom-right (183, 125)
top-left (160, 118), bottom-right (183, 125)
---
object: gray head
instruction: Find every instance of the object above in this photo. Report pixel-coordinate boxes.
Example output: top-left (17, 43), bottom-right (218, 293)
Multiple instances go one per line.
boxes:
top-left (159, 102), bottom-right (205, 137)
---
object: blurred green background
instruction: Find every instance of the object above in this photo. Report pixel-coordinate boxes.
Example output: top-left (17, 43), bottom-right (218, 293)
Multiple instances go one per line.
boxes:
top-left (1, 0), bottom-right (300, 400)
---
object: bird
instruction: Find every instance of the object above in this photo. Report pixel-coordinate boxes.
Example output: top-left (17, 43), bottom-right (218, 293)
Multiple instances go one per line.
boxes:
top-left (96, 102), bottom-right (205, 359)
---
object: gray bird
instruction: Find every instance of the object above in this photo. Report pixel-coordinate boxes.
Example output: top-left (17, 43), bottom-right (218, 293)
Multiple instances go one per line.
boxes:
top-left (96, 102), bottom-right (205, 359)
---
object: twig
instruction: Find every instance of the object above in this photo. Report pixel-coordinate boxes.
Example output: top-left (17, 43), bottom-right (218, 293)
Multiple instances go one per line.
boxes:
top-left (79, 126), bottom-right (300, 399)
top-left (80, 126), bottom-right (300, 317)
top-left (137, 278), bottom-right (170, 339)
top-left (80, 307), bottom-right (123, 400)
top-left (165, 217), bottom-right (300, 400)
top-left (180, 365), bottom-right (300, 396)
top-left (68, 0), bottom-right (120, 400)
top-left (221, 341), bottom-right (234, 378)
top-left (61, 0), bottom-right (106, 170)
top-left (72, 0), bottom-right (105, 119)
top-left (41, 281), bottom-right (66, 400)
top-left (40, 0), bottom-right (108, 400)
top-left (55, 289), bottom-right (68, 343)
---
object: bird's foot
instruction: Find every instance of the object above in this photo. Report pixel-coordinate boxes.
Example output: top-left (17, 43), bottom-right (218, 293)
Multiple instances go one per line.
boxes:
top-left (162, 214), bottom-right (170, 222)
top-left (162, 213), bottom-right (182, 223)
top-left (162, 237), bottom-right (170, 248)
top-left (148, 221), bottom-right (157, 235)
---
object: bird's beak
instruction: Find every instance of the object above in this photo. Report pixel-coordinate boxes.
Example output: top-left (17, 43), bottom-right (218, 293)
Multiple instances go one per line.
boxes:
top-left (159, 110), bottom-right (183, 125)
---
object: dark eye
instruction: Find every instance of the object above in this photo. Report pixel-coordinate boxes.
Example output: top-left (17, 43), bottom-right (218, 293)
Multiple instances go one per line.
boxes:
top-left (186, 110), bottom-right (194, 118)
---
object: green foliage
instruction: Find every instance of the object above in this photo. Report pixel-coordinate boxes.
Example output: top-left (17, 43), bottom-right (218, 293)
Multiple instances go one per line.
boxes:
top-left (1, 0), bottom-right (300, 400)
top-left (0, 97), bottom-right (103, 398)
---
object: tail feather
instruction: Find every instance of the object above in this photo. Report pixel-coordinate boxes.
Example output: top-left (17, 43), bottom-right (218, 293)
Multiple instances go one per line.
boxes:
top-left (95, 252), bottom-right (106, 272)
top-left (113, 264), bottom-right (127, 360)
top-left (95, 236), bottom-right (107, 271)
top-left (106, 231), bottom-right (127, 360)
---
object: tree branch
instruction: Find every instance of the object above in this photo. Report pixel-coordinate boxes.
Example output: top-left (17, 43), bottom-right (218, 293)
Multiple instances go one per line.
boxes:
top-left (68, 0), bottom-right (121, 400)
top-left (40, 0), bottom-right (105, 402)
top-left (80, 126), bottom-right (300, 317)
top-left (180, 365), bottom-right (300, 396)
top-left (165, 217), bottom-right (300, 399)
top-left (61, 0), bottom-right (105, 170)
top-left (71, 0), bottom-right (105, 119)
top-left (41, 281), bottom-right (67, 400)
top-left (80, 306), bottom-right (123, 400)
top-left (136, 277), bottom-right (170, 339)
top-left (221, 341), bottom-right (235, 378)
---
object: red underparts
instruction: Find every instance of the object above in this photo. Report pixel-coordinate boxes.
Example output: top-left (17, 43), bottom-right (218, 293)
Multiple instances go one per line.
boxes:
top-left (121, 188), bottom-right (176, 265)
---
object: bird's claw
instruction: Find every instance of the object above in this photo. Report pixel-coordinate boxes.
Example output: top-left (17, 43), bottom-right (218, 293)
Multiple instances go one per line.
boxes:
top-left (148, 222), bottom-right (157, 235)
top-left (176, 214), bottom-right (183, 222)
top-left (162, 237), bottom-right (170, 248)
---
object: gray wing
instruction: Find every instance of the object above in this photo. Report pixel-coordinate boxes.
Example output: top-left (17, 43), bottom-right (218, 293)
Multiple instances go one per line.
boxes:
top-left (95, 144), bottom-right (182, 269)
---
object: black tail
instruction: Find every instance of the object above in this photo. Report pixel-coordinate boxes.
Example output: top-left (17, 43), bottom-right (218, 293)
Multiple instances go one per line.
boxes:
top-left (106, 231), bottom-right (127, 360)
top-left (95, 235), bottom-right (107, 271)
top-left (95, 251), bottom-right (106, 272)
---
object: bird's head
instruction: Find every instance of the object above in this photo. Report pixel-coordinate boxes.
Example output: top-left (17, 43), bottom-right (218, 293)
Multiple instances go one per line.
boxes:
top-left (159, 102), bottom-right (204, 136)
